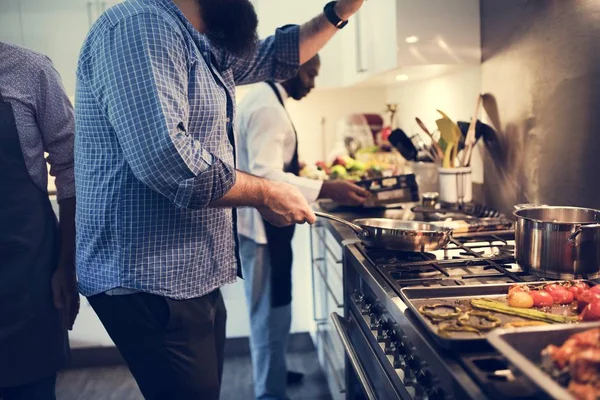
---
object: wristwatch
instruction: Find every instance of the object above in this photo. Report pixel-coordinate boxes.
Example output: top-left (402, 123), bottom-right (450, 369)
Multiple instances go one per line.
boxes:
top-left (324, 1), bottom-right (348, 29)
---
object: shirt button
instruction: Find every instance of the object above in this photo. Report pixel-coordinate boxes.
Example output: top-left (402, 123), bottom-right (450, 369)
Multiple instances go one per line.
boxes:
top-left (226, 117), bottom-right (231, 123)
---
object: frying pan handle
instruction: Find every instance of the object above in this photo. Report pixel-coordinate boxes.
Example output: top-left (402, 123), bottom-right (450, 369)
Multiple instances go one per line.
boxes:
top-left (314, 211), bottom-right (366, 235)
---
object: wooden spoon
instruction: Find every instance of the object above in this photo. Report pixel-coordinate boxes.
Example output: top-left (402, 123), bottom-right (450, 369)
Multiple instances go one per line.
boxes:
top-left (461, 95), bottom-right (482, 167)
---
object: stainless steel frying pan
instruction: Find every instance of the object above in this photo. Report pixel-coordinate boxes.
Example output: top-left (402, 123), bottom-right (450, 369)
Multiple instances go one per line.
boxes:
top-left (314, 211), bottom-right (452, 252)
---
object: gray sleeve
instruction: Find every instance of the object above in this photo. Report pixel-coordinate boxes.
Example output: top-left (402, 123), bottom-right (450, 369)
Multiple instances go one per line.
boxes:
top-left (35, 56), bottom-right (75, 200)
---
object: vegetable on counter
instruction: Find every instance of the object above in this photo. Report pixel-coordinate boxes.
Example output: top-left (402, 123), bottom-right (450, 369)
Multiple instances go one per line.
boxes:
top-left (470, 298), bottom-right (579, 324)
top-left (507, 291), bottom-right (534, 308)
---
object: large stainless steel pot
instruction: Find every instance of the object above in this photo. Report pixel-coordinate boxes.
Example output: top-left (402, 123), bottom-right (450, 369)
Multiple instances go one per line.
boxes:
top-left (513, 205), bottom-right (600, 279)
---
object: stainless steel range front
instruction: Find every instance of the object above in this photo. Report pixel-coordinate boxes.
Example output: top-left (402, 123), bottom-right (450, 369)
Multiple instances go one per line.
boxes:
top-left (334, 232), bottom-right (547, 400)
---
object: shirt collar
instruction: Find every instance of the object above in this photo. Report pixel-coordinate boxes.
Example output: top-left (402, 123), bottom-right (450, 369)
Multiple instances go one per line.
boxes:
top-left (274, 82), bottom-right (289, 103)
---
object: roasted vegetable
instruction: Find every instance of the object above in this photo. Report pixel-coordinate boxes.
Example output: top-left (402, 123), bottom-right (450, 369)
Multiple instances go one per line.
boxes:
top-left (550, 289), bottom-right (575, 305)
top-left (508, 291), bottom-right (535, 308)
top-left (457, 311), bottom-right (501, 331)
top-left (503, 321), bottom-right (548, 329)
top-left (531, 290), bottom-right (554, 307)
top-left (437, 321), bottom-right (482, 337)
top-left (580, 300), bottom-right (600, 322)
top-left (419, 304), bottom-right (462, 320)
top-left (471, 298), bottom-right (579, 324)
top-left (577, 290), bottom-right (600, 313)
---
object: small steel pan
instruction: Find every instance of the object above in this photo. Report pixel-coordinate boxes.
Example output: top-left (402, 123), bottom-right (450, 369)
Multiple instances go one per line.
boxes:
top-left (314, 211), bottom-right (452, 252)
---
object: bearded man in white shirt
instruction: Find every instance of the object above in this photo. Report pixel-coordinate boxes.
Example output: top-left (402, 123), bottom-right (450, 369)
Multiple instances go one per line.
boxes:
top-left (236, 55), bottom-right (369, 399)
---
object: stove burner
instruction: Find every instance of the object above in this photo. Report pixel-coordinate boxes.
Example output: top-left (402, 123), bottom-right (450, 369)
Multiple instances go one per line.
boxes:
top-left (363, 246), bottom-right (437, 264)
top-left (389, 265), bottom-right (442, 279)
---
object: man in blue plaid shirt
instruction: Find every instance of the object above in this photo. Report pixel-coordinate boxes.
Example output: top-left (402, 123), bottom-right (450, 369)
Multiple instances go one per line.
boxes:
top-left (75, 0), bottom-right (364, 397)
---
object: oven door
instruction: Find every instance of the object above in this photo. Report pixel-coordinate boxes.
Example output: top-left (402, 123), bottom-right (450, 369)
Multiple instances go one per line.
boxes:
top-left (331, 311), bottom-right (403, 400)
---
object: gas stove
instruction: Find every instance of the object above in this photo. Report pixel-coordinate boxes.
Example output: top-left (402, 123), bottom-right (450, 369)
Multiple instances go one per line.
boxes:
top-left (339, 231), bottom-right (548, 400)
top-left (357, 231), bottom-right (541, 290)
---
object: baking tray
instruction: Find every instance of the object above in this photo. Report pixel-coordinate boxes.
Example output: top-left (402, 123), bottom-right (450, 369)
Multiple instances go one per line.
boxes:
top-left (400, 280), bottom-right (596, 351)
top-left (487, 322), bottom-right (600, 400)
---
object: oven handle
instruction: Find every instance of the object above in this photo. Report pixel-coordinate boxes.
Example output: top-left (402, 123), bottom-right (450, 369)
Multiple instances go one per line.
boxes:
top-left (331, 313), bottom-right (377, 400)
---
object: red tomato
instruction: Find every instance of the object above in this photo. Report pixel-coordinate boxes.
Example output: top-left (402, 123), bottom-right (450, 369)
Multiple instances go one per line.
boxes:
top-left (568, 282), bottom-right (590, 298)
top-left (576, 290), bottom-right (600, 312)
top-left (508, 285), bottom-right (528, 296)
top-left (579, 300), bottom-right (600, 321)
top-left (589, 285), bottom-right (600, 295)
top-left (530, 290), bottom-right (554, 307)
top-left (550, 289), bottom-right (574, 305)
top-left (544, 283), bottom-right (565, 294)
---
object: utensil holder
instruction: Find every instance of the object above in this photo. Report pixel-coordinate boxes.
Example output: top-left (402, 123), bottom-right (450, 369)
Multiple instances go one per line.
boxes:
top-left (437, 167), bottom-right (472, 204)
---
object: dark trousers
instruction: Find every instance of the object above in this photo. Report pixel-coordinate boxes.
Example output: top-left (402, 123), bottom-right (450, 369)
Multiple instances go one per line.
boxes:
top-left (88, 290), bottom-right (227, 400)
top-left (0, 375), bottom-right (56, 400)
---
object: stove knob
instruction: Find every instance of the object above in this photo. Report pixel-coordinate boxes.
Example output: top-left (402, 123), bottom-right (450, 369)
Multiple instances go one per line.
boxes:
top-left (407, 354), bottom-right (421, 370)
top-left (392, 349), bottom-right (406, 369)
top-left (361, 302), bottom-right (372, 315)
top-left (354, 292), bottom-right (364, 304)
top-left (416, 369), bottom-right (433, 386)
top-left (385, 340), bottom-right (397, 355)
top-left (377, 326), bottom-right (388, 342)
top-left (369, 313), bottom-right (382, 329)
top-left (427, 387), bottom-right (445, 400)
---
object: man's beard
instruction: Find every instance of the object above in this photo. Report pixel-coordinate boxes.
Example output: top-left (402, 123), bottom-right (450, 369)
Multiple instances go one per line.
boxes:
top-left (198, 0), bottom-right (259, 57)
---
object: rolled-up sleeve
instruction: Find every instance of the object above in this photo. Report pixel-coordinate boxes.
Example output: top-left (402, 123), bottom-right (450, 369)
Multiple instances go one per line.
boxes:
top-left (36, 58), bottom-right (75, 200)
top-left (82, 12), bottom-right (235, 209)
top-left (217, 25), bottom-right (300, 86)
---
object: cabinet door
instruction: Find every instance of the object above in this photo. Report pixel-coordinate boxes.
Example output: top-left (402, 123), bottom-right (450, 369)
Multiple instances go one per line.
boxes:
top-left (368, 0), bottom-right (398, 75)
top-left (395, 0), bottom-right (480, 66)
top-left (19, 0), bottom-right (96, 96)
top-left (0, 0), bottom-right (24, 46)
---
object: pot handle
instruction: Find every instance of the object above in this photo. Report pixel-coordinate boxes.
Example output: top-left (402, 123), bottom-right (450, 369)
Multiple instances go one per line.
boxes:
top-left (514, 203), bottom-right (549, 210)
top-left (314, 211), bottom-right (367, 236)
top-left (567, 223), bottom-right (600, 243)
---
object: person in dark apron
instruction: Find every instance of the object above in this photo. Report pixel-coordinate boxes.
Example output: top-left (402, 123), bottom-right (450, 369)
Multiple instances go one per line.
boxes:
top-left (0, 42), bottom-right (78, 399)
top-left (235, 55), bottom-right (369, 400)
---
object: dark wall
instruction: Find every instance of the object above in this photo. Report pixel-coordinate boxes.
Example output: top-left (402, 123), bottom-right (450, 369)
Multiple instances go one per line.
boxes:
top-left (480, 0), bottom-right (600, 214)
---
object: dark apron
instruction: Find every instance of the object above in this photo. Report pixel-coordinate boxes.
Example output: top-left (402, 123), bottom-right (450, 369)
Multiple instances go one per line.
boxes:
top-left (0, 89), bottom-right (68, 387)
top-left (262, 82), bottom-right (300, 308)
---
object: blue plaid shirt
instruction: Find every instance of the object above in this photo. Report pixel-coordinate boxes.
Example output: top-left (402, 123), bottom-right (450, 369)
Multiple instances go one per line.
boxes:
top-left (75, 0), bottom-right (300, 299)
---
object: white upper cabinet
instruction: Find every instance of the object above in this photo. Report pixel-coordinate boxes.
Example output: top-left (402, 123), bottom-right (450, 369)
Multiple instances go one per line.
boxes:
top-left (254, 0), bottom-right (480, 88)
top-left (393, 0), bottom-right (481, 67)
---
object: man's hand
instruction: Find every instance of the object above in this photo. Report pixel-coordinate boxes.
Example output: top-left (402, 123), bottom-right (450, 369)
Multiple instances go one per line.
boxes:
top-left (335, 0), bottom-right (366, 21)
top-left (51, 264), bottom-right (79, 331)
top-left (55, 197), bottom-right (79, 331)
top-left (319, 180), bottom-right (370, 206)
top-left (258, 182), bottom-right (317, 227)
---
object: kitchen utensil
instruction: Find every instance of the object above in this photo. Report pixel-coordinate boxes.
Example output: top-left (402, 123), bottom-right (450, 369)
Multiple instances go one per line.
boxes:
top-left (488, 322), bottom-right (600, 400)
top-left (461, 95), bottom-right (482, 167)
top-left (313, 211), bottom-right (452, 251)
top-left (415, 117), bottom-right (444, 160)
top-left (436, 111), bottom-right (461, 167)
top-left (514, 205), bottom-right (600, 279)
top-left (438, 167), bottom-right (472, 204)
top-left (388, 128), bottom-right (418, 161)
top-left (400, 281), bottom-right (596, 351)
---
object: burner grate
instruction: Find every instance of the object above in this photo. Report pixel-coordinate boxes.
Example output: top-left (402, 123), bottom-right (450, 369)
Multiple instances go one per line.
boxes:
top-left (358, 230), bottom-right (525, 294)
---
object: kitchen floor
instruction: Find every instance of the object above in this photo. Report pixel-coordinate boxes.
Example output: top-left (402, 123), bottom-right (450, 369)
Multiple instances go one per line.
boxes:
top-left (56, 351), bottom-right (331, 400)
